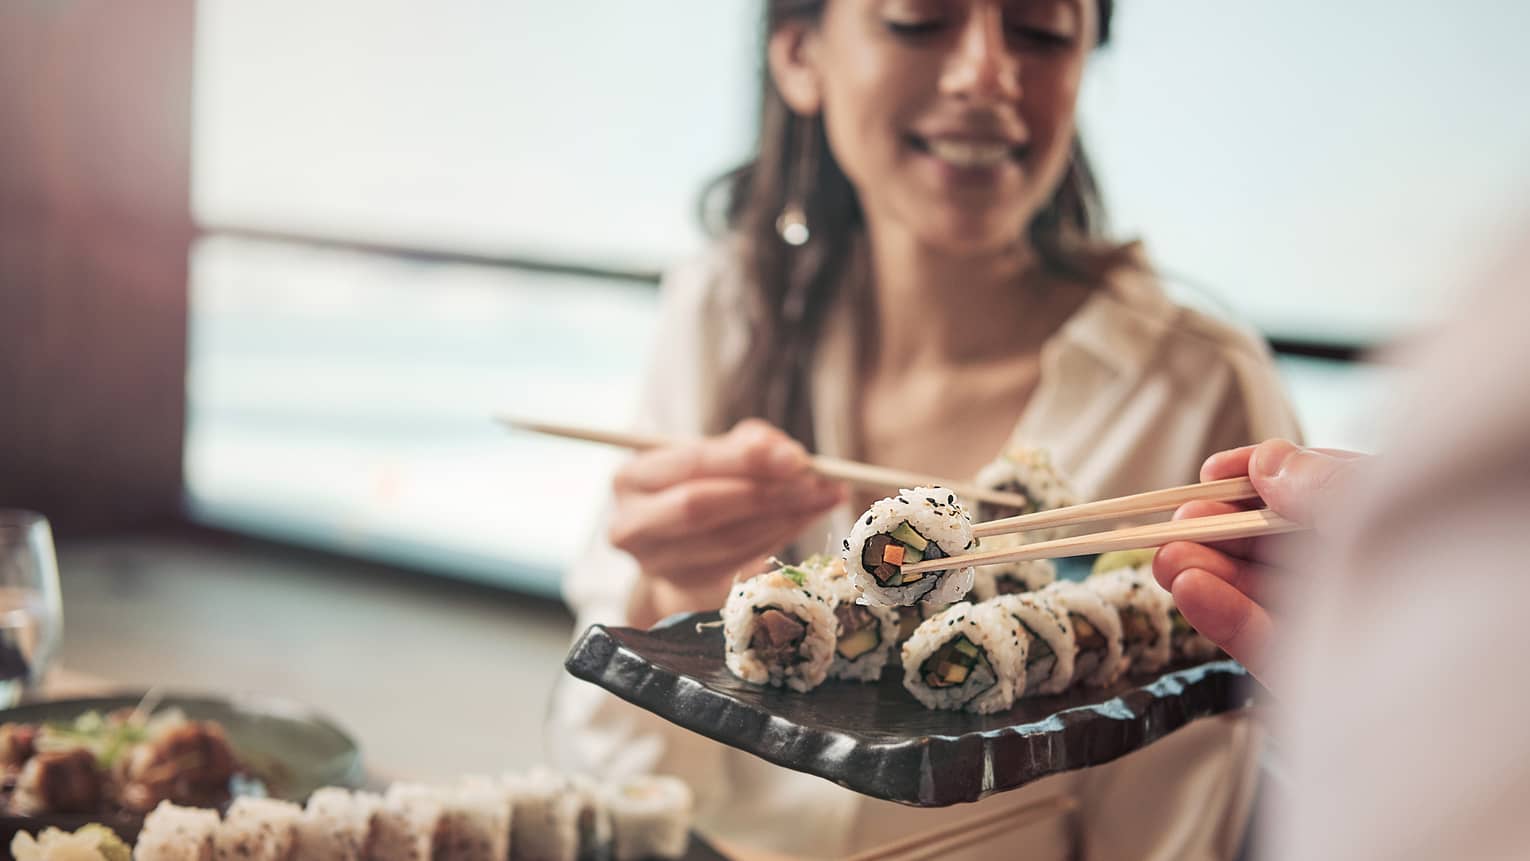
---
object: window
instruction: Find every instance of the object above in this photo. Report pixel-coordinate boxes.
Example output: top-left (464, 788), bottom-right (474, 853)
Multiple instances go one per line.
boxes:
top-left (188, 3), bottom-right (1524, 592)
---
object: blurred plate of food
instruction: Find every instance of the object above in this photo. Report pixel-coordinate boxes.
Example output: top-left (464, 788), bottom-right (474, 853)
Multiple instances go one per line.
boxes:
top-left (0, 691), bottom-right (363, 844)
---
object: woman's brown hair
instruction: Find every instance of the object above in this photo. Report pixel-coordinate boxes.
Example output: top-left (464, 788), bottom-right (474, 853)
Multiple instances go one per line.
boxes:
top-left (702, 0), bottom-right (1117, 444)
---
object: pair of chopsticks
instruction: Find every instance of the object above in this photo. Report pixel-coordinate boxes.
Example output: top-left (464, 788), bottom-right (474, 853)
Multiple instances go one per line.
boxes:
top-left (842, 795), bottom-right (1078, 861)
top-left (496, 415), bottom-right (1034, 511)
top-left (497, 416), bottom-right (1302, 571)
top-left (900, 479), bottom-right (1300, 575)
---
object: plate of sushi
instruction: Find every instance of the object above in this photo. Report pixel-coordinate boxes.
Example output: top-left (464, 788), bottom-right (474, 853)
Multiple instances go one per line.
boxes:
top-left (9, 768), bottom-right (719, 861)
top-left (566, 450), bottom-right (1258, 807)
top-left (0, 691), bottom-right (364, 846)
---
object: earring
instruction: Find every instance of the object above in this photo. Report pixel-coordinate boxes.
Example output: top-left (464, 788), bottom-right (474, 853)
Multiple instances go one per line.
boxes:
top-left (775, 116), bottom-right (816, 247)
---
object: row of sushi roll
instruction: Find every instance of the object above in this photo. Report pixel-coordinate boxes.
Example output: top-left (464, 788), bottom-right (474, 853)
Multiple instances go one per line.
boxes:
top-left (721, 444), bottom-right (1222, 711)
top-left (723, 553), bottom-right (1221, 713)
top-left (16, 768), bottom-right (693, 861)
top-left (903, 563), bottom-right (1222, 714)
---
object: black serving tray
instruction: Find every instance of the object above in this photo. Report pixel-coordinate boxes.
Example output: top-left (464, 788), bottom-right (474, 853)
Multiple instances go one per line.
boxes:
top-left (565, 611), bottom-right (1256, 807)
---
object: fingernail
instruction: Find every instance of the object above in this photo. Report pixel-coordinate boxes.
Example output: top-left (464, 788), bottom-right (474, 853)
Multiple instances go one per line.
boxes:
top-left (1254, 440), bottom-right (1300, 480)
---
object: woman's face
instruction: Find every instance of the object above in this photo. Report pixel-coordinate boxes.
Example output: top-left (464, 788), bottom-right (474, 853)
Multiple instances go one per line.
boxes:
top-left (791, 0), bottom-right (1095, 255)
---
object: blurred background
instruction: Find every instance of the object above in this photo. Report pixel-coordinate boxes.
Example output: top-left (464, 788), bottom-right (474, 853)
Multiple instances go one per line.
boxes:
top-left (4, 0), bottom-right (1529, 778)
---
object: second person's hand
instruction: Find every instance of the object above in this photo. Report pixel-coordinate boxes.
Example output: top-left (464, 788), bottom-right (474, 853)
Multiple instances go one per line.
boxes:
top-left (1153, 439), bottom-right (1370, 682)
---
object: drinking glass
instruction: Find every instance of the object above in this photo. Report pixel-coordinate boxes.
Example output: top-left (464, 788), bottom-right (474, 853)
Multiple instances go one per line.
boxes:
top-left (0, 510), bottom-right (64, 706)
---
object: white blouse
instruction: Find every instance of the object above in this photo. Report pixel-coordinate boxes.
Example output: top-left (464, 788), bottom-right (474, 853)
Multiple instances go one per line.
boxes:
top-left (552, 246), bottom-right (1302, 860)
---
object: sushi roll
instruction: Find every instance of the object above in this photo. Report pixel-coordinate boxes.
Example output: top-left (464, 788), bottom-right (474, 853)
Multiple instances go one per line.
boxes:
top-left (810, 557), bottom-right (899, 681)
top-left (842, 486), bottom-right (976, 607)
top-left (135, 801), bottom-right (220, 861)
top-left (602, 775), bottom-right (692, 861)
top-left (901, 602), bottom-right (1026, 715)
top-left (972, 446), bottom-right (1079, 537)
top-left (1087, 567), bottom-right (1173, 674)
top-left (506, 769), bottom-right (584, 861)
top-left (369, 783), bottom-right (447, 861)
top-left (568, 774), bottom-right (615, 861)
top-left (1042, 581), bottom-right (1125, 688)
top-left (993, 592), bottom-right (1077, 696)
top-left (438, 778), bottom-right (515, 861)
top-left (295, 787), bottom-right (383, 861)
top-left (213, 797), bottom-right (301, 861)
top-left (970, 535), bottom-right (1056, 599)
top-left (722, 565), bottom-right (837, 692)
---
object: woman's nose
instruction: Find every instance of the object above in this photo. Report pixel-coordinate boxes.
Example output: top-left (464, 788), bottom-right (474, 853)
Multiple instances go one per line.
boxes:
top-left (940, 4), bottom-right (1022, 104)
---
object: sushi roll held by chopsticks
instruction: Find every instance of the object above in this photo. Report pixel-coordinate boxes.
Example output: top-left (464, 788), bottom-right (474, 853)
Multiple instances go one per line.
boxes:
top-left (842, 486), bottom-right (977, 607)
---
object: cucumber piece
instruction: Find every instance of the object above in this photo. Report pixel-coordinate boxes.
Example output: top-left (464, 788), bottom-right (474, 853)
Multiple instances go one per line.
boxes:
top-left (901, 545), bottom-right (925, 564)
top-left (889, 522), bottom-right (929, 552)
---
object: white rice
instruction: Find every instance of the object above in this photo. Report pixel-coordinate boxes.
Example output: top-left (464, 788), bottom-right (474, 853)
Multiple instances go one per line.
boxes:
top-left (436, 778), bottom-right (514, 861)
top-left (296, 787), bottom-right (382, 861)
top-left (369, 783), bottom-right (447, 861)
top-left (901, 601), bottom-right (1026, 714)
top-left (1042, 580), bottom-right (1125, 688)
top-left (722, 567), bottom-right (836, 692)
top-left (135, 801), bottom-right (220, 861)
top-left (812, 557), bottom-right (899, 681)
top-left (972, 447), bottom-right (1079, 539)
top-left (1087, 567), bottom-right (1173, 674)
top-left (602, 775), bottom-right (692, 861)
top-left (993, 592), bottom-right (1077, 696)
top-left (213, 797), bottom-right (301, 861)
top-left (842, 486), bottom-right (976, 607)
top-left (505, 768), bottom-right (583, 861)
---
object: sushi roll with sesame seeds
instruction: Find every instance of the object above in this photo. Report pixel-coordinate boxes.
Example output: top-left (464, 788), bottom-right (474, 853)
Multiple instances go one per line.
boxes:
top-left (842, 486), bottom-right (976, 607)
top-left (970, 534), bottom-right (1056, 599)
top-left (809, 556), bottom-right (900, 682)
top-left (972, 447), bottom-right (1079, 540)
top-left (1087, 566), bottom-right (1174, 674)
top-left (993, 591), bottom-right (1077, 696)
top-left (722, 564), bottom-right (837, 692)
top-left (1041, 580), bottom-right (1125, 688)
top-left (901, 601), bottom-right (1026, 714)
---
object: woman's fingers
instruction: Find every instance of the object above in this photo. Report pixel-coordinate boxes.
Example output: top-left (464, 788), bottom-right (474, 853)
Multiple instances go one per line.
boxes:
top-left (636, 510), bottom-right (835, 585)
top-left (613, 420), bottom-right (811, 493)
top-left (1169, 568), bottom-right (1274, 680)
top-left (610, 474), bottom-right (842, 546)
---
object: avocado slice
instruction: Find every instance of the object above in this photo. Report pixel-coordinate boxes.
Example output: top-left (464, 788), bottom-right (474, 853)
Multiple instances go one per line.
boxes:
top-left (837, 628), bottom-right (881, 660)
top-left (889, 522), bottom-right (929, 552)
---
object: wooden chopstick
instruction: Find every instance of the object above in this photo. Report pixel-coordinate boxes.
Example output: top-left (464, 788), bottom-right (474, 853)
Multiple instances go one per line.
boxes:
top-left (841, 795), bottom-right (1078, 861)
top-left (970, 477), bottom-right (1259, 538)
top-left (495, 414), bottom-right (1034, 510)
top-left (901, 508), bottom-right (1301, 574)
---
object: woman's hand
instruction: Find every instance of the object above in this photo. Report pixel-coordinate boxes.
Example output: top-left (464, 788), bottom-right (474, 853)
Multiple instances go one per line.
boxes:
top-left (1153, 439), bottom-right (1370, 680)
top-left (611, 419), bottom-right (846, 627)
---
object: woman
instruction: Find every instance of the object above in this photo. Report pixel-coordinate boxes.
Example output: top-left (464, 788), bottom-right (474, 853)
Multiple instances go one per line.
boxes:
top-left (553, 1), bottom-right (1300, 858)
